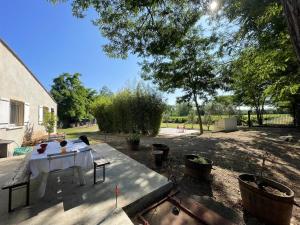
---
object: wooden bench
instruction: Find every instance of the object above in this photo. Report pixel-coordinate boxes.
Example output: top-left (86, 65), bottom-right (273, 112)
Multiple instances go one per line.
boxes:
top-left (2, 155), bottom-right (31, 212)
top-left (94, 158), bottom-right (110, 184)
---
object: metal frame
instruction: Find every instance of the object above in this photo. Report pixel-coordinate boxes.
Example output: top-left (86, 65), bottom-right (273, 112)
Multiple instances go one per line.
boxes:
top-left (2, 175), bottom-right (30, 212)
top-left (47, 151), bottom-right (77, 172)
top-left (93, 161), bottom-right (110, 184)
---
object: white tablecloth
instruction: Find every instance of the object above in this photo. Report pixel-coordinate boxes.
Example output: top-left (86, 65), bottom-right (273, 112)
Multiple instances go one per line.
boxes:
top-left (29, 140), bottom-right (94, 178)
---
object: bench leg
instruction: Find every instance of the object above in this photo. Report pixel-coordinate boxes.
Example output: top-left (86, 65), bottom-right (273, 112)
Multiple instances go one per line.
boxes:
top-left (7, 182), bottom-right (30, 213)
top-left (94, 163), bottom-right (96, 184)
top-left (103, 165), bottom-right (105, 182)
top-left (94, 165), bottom-right (106, 184)
top-left (8, 188), bottom-right (12, 212)
top-left (26, 181), bottom-right (30, 206)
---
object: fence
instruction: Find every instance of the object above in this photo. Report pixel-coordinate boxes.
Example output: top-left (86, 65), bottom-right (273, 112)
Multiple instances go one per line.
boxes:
top-left (162, 113), bottom-right (296, 128)
top-left (248, 113), bottom-right (295, 127)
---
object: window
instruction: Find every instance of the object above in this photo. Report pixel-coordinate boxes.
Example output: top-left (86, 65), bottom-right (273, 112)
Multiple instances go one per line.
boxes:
top-left (10, 100), bottom-right (24, 126)
top-left (43, 106), bottom-right (49, 122)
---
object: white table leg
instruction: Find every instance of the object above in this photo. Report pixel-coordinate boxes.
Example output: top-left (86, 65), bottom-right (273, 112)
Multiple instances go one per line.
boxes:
top-left (38, 172), bottom-right (49, 198)
top-left (76, 167), bottom-right (86, 185)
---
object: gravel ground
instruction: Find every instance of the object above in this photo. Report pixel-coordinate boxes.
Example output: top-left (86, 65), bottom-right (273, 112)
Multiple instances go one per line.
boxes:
top-left (91, 127), bottom-right (300, 225)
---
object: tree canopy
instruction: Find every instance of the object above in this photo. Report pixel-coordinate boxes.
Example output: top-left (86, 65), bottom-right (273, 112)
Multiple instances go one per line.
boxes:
top-left (142, 32), bottom-right (219, 134)
top-left (49, 0), bottom-right (300, 126)
top-left (51, 0), bottom-right (207, 58)
top-left (50, 73), bottom-right (96, 127)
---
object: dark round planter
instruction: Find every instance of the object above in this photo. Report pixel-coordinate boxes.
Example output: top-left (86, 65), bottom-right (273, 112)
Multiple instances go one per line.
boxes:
top-left (238, 174), bottom-right (294, 225)
top-left (127, 140), bottom-right (140, 151)
top-left (153, 150), bottom-right (163, 167)
top-left (184, 154), bottom-right (213, 179)
top-left (152, 144), bottom-right (169, 161)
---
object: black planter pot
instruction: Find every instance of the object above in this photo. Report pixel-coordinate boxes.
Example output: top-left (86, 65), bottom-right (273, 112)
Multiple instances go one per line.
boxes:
top-left (127, 140), bottom-right (140, 151)
top-left (153, 150), bottom-right (163, 167)
top-left (152, 144), bottom-right (169, 161)
top-left (184, 154), bottom-right (213, 179)
top-left (238, 173), bottom-right (295, 225)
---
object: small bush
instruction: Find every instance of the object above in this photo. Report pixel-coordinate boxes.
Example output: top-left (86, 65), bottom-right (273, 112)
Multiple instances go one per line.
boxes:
top-left (126, 133), bottom-right (141, 144)
top-left (191, 155), bottom-right (209, 164)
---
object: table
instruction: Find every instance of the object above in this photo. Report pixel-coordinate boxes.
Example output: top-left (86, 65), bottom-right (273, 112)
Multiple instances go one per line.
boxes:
top-left (29, 140), bottom-right (93, 197)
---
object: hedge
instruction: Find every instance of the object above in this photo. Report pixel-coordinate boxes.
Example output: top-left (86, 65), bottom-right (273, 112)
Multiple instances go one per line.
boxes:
top-left (92, 86), bottom-right (165, 136)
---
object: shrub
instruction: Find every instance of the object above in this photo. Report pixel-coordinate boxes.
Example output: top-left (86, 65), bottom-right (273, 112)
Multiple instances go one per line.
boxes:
top-left (43, 112), bottom-right (57, 137)
top-left (92, 85), bottom-right (165, 136)
top-left (191, 155), bottom-right (209, 164)
top-left (91, 95), bottom-right (114, 133)
top-left (126, 133), bottom-right (141, 144)
top-left (203, 114), bottom-right (213, 130)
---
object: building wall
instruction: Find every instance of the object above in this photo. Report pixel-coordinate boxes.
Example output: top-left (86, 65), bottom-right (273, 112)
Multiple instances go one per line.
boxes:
top-left (0, 40), bottom-right (57, 156)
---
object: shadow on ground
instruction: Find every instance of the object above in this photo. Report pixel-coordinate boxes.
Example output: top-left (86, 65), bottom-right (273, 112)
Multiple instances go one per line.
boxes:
top-left (76, 127), bottom-right (300, 225)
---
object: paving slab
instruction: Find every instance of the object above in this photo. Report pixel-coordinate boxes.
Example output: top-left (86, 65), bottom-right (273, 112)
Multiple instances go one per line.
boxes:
top-left (0, 143), bottom-right (171, 225)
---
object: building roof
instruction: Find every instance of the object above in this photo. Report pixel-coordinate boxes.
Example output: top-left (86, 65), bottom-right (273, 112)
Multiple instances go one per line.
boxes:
top-left (0, 38), bottom-right (57, 104)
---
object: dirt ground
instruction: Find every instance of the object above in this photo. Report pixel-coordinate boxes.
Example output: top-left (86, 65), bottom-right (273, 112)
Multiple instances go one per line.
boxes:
top-left (72, 126), bottom-right (300, 225)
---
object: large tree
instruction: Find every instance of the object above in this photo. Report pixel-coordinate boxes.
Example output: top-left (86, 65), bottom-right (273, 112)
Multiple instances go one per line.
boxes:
top-left (50, 0), bottom-right (300, 62)
top-left (281, 0), bottom-right (300, 61)
top-left (142, 32), bottom-right (219, 134)
top-left (51, 0), bottom-right (205, 58)
top-left (50, 73), bottom-right (96, 127)
top-left (228, 46), bottom-right (293, 125)
top-left (220, 0), bottom-right (300, 123)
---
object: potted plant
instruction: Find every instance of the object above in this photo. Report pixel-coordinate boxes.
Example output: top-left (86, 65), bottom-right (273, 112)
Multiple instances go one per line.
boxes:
top-left (152, 144), bottom-right (169, 161)
top-left (238, 152), bottom-right (298, 225)
top-left (126, 133), bottom-right (140, 151)
top-left (184, 154), bottom-right (213, 179)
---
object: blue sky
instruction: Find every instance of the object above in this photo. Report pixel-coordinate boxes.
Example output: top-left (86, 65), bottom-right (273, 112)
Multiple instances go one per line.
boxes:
top-left (0, 0), bottom-right (179, 104)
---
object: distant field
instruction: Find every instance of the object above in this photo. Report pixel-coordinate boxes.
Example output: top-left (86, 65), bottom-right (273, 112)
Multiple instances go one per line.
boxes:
top-left (165, 114), bottom-right (293, 125)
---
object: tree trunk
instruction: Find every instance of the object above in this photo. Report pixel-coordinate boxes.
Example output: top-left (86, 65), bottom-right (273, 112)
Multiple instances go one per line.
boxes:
top-left (281, 0), bottom-right (300, 62)
top-left (193, 93), bottom-right (204, 135)
top-left (256, 108), bottom-right (263, 126)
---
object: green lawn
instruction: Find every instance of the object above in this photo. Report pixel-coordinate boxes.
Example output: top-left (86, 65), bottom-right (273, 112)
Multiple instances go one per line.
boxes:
top-left (58, 125), bottom-right (101, 143)
top-left (58, 123), bottom-right (213, 141)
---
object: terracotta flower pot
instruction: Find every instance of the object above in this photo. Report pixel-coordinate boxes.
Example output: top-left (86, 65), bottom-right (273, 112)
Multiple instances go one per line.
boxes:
top-left (184, 154), bottom-right (213, 179)
top-left (238, 174), bottom-right (294, 225)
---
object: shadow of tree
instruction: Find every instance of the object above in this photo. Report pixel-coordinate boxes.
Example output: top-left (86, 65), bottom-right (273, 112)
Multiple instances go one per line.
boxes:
top-left (100, 127), bottom-right (300, 225)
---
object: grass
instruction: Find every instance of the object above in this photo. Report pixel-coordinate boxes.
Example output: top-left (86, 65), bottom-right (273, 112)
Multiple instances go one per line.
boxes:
top-left (58, 123), bottom-right (213, 142)
top-left (58, 125), bottom-right (102, 144)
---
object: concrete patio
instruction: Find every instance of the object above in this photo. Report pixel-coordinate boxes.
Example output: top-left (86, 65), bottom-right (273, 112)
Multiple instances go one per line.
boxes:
top-left (0, 143), bottom-right (172, 225)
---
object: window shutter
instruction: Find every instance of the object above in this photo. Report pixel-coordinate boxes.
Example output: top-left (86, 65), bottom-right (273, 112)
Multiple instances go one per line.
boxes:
top-left (0, 98), bottom-right (9, 128)
top-left (24, 103), bottom-right (30, 125)
top-left (38, 105), bottom-right (43, 124)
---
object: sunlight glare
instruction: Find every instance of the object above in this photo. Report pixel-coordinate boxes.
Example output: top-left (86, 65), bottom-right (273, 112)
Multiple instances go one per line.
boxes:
top-left (209, 0), bottom-right (219, 12)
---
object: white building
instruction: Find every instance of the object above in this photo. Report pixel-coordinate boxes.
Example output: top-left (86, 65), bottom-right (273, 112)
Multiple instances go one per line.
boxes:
top-left (0, 39), bottom-right (57, 157)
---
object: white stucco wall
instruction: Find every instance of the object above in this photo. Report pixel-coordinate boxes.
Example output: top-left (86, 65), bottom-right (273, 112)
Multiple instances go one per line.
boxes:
top-left (0, 40), bottom-right (57, 155)
top-left (214, 117), bottom-right (237, 131)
